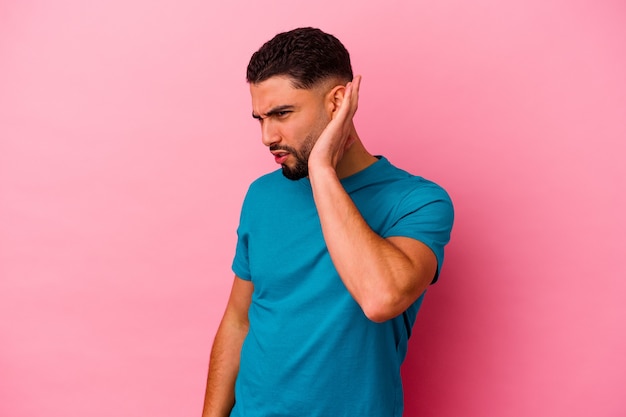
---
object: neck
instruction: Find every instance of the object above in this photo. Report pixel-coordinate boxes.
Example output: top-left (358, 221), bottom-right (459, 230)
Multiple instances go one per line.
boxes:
top-left (335, 132), bottom-right (379, 179)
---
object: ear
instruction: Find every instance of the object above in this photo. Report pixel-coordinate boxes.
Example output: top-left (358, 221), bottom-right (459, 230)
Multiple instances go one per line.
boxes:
top-left (326, 84), bottom-right (346, 119)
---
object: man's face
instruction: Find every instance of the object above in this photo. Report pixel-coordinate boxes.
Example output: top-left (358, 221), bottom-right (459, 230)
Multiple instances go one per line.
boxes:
top-left (250, 76), bottom-right (331, 180)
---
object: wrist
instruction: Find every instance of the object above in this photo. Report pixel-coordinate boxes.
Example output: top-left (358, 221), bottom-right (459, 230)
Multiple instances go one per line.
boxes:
top-left (308, 162), bottom-right (338, 182)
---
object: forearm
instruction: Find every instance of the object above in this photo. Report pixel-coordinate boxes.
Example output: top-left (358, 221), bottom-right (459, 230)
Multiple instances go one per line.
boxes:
top-left (309, 166), bottom-right (424, 322)
top-left (202, 319), bottom-right (247, 417)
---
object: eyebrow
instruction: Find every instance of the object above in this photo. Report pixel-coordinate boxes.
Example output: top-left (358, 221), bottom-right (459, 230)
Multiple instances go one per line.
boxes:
top-left (252, 105), bottom-right (295, 120)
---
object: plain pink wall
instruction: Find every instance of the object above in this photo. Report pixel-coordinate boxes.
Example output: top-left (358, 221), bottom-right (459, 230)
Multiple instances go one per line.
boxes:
top-left (1, 1), bottom-right (624, 416)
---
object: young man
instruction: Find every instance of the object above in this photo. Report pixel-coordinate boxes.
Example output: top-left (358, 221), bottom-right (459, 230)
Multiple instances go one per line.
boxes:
top-left (202, 27), bottom-right (454, 417)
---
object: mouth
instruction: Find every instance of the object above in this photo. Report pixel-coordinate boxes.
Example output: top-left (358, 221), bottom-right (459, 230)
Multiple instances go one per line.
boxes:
top-left (271, 151), bottom-right (289, 165)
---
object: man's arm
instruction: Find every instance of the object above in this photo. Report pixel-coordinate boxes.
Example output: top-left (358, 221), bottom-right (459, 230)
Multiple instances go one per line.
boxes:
top-left (202, 276), bottom-right (253, 417)
top-left (308, 77), bottom-right (438, 322)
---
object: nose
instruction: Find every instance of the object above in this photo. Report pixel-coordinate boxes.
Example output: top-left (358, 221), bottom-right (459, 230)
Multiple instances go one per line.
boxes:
top-left (260, 119), bottom-right (279, 147)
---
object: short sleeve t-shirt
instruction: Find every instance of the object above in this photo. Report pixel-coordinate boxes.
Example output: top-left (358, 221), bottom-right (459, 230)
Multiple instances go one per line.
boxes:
top-left (230, 156), bottom-right (453, 417)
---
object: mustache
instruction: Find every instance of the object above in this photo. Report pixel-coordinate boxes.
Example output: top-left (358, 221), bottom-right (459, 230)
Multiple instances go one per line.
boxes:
top-left (269, 144), bottom-right (298, 154)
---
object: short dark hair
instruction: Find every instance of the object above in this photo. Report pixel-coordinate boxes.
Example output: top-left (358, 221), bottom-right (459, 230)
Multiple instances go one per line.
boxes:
top-left (246, 27), bottom-right (353, 89)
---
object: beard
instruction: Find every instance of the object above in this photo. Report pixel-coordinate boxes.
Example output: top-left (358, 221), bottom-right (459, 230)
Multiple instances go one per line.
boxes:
top-left (271, 132), bottom-right (317, 181)
top-left (271, 112), bottom-right (330, 181)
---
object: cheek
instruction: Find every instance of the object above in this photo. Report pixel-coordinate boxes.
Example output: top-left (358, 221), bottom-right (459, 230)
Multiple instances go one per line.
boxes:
top-left (289, 110), bottom-right (330, 143)
top-left (287, 120), bottom-right (312, 141)
top-left (310, 114), bottom-right (330, 137)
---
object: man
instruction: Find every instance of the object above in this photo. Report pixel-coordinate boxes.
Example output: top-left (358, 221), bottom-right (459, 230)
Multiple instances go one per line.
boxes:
top-left (202, 27), bottom-right (454, 417)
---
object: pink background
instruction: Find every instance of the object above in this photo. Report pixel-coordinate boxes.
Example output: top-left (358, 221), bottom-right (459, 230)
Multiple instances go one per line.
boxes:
top-left (1, 1), bottom-right (625, 416)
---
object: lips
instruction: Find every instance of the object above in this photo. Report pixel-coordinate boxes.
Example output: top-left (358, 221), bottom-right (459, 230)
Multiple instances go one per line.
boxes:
top-left (272, 152), bottom-right (289, 165)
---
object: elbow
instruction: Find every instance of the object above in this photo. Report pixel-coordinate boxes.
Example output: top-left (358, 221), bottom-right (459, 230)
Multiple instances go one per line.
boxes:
top-left (354, 267), bottom-right (431, 322)
top-left (363, 308), bottom-right (395, 323)
top-left (359, 281), bottom-right (427, 323)
top-left (360, 293), bottom-right (407, 323)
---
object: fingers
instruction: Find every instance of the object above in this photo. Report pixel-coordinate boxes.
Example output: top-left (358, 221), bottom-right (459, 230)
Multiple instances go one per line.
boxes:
top-left (346, 75), bottom-right (361, 118)
top-left (338, 76), bottom-right (360, 153)
top-left (331, 76), bottom-right (361, 123)
top-left (351, 75), bottom-right (362, 97)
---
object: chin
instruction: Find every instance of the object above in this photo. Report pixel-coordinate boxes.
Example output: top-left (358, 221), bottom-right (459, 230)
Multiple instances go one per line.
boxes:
top-left (281, 165), bottom-right (308, 181)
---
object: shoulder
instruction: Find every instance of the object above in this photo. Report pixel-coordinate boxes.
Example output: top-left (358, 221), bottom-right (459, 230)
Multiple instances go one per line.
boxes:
top-left (374, 157), bottom-right (453, 207)
top-left (403, 176), bottom-right (453, 207)
top-left (248, 169), bottom-right (285, 191)
top-left (374, 160), bottom-right (455, 235)
top-left (241, 169), bottom-right (312, 214)
top-left (242, 169), bottom-right (290, 202)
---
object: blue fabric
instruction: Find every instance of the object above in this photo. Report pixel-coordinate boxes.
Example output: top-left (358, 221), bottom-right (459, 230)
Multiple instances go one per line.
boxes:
top-left (230, 157), bottom-right (454, 417)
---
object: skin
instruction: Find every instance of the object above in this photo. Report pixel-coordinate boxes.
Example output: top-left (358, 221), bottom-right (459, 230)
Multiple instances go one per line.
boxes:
top-left (250, 76), bottom-right (334, 179)
top-left (202, 75), bottom-right (438, 417)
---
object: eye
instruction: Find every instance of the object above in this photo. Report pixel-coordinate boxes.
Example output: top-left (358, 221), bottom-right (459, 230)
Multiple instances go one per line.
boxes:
top-left (275, 111), bottom-right (291, 118)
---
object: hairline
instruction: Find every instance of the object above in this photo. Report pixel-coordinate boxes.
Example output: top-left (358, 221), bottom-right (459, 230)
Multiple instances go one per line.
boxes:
top-left (249, 74), bottom-right (349, 92)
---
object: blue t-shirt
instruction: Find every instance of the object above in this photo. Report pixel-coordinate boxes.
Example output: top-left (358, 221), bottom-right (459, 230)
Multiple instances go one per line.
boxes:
top-left (231, 157), bottom-right (453, 417)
